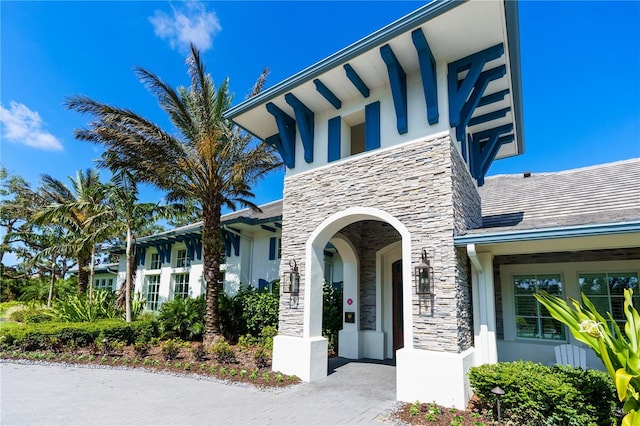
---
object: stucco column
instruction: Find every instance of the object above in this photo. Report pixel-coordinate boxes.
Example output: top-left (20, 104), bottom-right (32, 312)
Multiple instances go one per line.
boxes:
top-left (468, 245), bottom-right (497, 365)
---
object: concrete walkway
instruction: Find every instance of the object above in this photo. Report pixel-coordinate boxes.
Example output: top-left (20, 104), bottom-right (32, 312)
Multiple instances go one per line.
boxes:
top-left (1, 358), bottom-right (398, 425)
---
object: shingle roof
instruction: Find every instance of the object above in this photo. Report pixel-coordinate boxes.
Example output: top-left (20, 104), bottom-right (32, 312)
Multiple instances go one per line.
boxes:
top-left (467, 158), bottom-right (640, 235)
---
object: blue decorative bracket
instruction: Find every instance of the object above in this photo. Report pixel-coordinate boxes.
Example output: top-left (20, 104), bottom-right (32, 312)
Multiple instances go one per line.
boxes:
top-left (221, 230), bottom-right (240, 257)
top-left (470, 123), bottom-right (514, 185)
top-left (411, 28), bottom-right (439, 125)
top-left (314, 79), bottom-right (342, 109)
top-left (183, 235), bottom-right (202, 261)
top-left (266, 102), bottom-right (296, 169)
top-left (448, 44), bottom-right (505, 160)
top-left (380, 44), bottom-right (408, 134)
top-left (284, 93), bottom-right (314, 164)
top-left (136, 247), bottom-right (146, 266)
top-left (344, 64), bottom-right (370, 98)
top-left (154, 242), bottom-right (172, 264)
top-left (468, 107), bottom-right (511, 127)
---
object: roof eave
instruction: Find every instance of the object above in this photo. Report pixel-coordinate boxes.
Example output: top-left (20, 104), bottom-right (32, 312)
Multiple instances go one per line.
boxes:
top-left (453, 221), bottom-right (640, 246)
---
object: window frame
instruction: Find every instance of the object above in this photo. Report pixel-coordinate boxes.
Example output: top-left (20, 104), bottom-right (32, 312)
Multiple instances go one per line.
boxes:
top-left (175, 248), bottom-right (190, 268)
top-left (146, 275), bottom-right (161, 311)
top-left (512, 273), bottom-right (566, 341)
top-left (172, 273), bottom-right (190, 300)
top-left (149, 252), bottom-right (161, 270)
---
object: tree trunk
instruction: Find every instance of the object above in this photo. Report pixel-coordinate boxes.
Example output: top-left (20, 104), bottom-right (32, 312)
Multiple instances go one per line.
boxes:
top-left (202, 201), bottom-right (224, 345)
top-left (77, 253), bottom-right (90, 295)
top-left (47, 259), bottom-right (55, 307)
top-left (125, 227), bottom-right (132, 322)
top-left (89, 246), bottom-right (96, 302)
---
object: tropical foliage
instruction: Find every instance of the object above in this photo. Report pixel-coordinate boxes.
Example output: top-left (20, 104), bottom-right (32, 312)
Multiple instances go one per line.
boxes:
top-left (535, 289), bottom-right (640, 426)
top-left (66, 44), bottom-right (281, 342)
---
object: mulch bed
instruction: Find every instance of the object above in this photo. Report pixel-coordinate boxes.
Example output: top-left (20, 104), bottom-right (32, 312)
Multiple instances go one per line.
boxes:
top-left (0, 341), bottom-right (299, 388)
top-left (392, 399), bottom-right (496, 426)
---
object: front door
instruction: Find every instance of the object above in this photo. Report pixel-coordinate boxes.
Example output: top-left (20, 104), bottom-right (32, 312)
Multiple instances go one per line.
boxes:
top-left (392, 259), bottom-right (404, 353)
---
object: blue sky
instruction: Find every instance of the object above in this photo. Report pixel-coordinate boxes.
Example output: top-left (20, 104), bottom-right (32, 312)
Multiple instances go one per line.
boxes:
top-left (1, 1), bottom-right (639, 209)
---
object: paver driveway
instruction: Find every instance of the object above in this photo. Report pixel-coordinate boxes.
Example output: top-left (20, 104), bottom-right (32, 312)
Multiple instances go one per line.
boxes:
top-left (1, 358), bottom-right (397, 425)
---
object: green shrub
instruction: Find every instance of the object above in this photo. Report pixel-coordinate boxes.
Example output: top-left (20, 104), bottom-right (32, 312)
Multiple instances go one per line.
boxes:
top-left (49, 290), bottom-right (118, 322)
top-left (211, 340), bottom-right (236, 364)
top-left (191, 343), bottom-right (207, 361)
top-left (133, 341), bottom-right (150, 357)
top-left (469, 361), bottom-right (619, 426)
top-left (241, 289), bottom-right (279, 336)
top-left (160, 338), bottom-right (182, 361)
top-left (254, 346), bottom-right (270, 369)
top-left (218, 286), bottom-right (280, 342)
top-left (8, 303), bottom-right (51, 324)
top-left (0, 319), bottom-right (159, 351)
top-left (157, 296), bottom-right (204, 341)
top-left (322, 281), bottom-right (342, 352)
top-left (260, 325), bottom-right (277, 350)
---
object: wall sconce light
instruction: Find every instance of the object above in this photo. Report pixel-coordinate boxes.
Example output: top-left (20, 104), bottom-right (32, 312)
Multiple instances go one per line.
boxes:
top-left (284, 259), bottom-right (300, 294)
top-left (415, 249), bottom-right (432, 295)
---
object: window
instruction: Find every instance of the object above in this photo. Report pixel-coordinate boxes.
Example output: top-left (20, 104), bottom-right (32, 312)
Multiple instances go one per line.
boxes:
top-left (350, 122), bottom-right (365, 155)
top-left (150, 252), bottom-right (161, 270)
top-left (94, 278), bottom-right (113, 291)
top-left (173, 273), bottom-right (190, 299)
top-left (579, 272), bottom-right (639, 332)
top-left (146, 275), bottom-right (161, 311)
top-left (513, 274), bottom-right (565, 340)
top-left (176, 249), bottom-right (190, 268)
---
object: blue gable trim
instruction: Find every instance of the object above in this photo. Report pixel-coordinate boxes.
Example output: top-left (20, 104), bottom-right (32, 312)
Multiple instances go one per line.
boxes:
top-left (183, 235), bottom-right (202, 261)
top-left (380, 44), bottom-right (408, 135)
top-left (470, 123), bottom-right (513, 185)
top-left (411, 28), bottom-right (439, 125)
top-left (285, 93), bottom-right (314, 164)
top-left (344, 64), bottom-right (370, 98)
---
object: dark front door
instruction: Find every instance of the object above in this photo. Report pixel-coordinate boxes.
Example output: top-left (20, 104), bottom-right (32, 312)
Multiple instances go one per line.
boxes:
top-left (392, 259), bottom-right (404, 353)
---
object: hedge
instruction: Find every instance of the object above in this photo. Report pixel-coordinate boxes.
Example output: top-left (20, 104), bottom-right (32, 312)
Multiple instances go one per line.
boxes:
top-left (469, 360), bottom-right (620, 426)
top-left (0, 319), bottom-right (158, 351)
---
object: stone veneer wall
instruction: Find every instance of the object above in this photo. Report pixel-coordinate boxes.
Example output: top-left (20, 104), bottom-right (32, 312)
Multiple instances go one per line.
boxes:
top-left (278, 134), bottom-right (482, 354)
top-left (492, 247), bottom-right (640, 339)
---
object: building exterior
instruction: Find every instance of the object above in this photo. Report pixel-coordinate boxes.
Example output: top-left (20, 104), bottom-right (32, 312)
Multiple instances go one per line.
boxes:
top-left (109, 0), bottom-right (639, 409)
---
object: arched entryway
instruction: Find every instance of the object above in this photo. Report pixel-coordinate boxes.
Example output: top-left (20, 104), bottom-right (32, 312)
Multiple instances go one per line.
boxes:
top-left (306, 208), bottom-right (413, 363)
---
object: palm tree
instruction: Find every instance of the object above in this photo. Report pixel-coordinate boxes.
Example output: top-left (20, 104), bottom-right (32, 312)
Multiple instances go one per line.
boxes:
top-left (66, 44), bottom-right (281, 342)
top-left (33, 169), bottom-right (111, 295)
top-left (105, 170), bottom-right (165, 322)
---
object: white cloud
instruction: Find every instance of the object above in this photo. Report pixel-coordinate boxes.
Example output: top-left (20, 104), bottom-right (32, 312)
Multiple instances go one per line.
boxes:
top-left (149, 1), bottom-right (221, 53)
top-left (0, 101), bottom-right (63, 151)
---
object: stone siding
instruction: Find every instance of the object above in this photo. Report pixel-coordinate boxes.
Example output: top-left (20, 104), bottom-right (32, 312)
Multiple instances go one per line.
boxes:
top-left (278, 134), bottom-right (481, 354)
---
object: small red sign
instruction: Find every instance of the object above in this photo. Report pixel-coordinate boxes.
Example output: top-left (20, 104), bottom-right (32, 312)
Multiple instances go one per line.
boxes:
top-left (347, 298), bottom-right (353, 305)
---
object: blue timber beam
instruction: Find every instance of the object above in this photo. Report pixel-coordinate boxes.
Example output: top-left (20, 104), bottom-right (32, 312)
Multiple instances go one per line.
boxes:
top-left (313, 79), bottom-right (342, 109)
top-left (266, 102), bottom-right (296, 169)
top-left (411, 28), bottom-right (439, 125)
top-left (380, 44), bottom-right (408, 134)
top-left (153, 242), bottom-right (172, 264)
top-left (468, 107), bottom-right (511, 127)
top-left (470, 123), bottom-right (513, 185)
top-left (478, 89), bottom-right (510, 108)
top-left (221, 230), bottom-right (241, 257)
top-left (452, 64), bottom-right (506, 160)
top-left (183, 235), bottom-right (202, 261)
top-left (343, 64), bottom-right (370, 98)
top-left (284, 93), bottom-right (314, 164)
top-left (261, 224), bottom-right (277, 233)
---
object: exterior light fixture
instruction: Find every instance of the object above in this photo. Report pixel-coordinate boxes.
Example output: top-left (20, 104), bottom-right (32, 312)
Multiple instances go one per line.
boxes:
top-left (284, 259), bottom-right (300, 294)
top-left (415, 249), bottom-right (432, 295)
top-left (491, 386), bottom-right (505, 424)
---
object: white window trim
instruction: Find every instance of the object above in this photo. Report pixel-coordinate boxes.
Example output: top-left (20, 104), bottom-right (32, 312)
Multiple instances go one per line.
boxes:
top-left (501, 259), bottom-right (640, 344)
